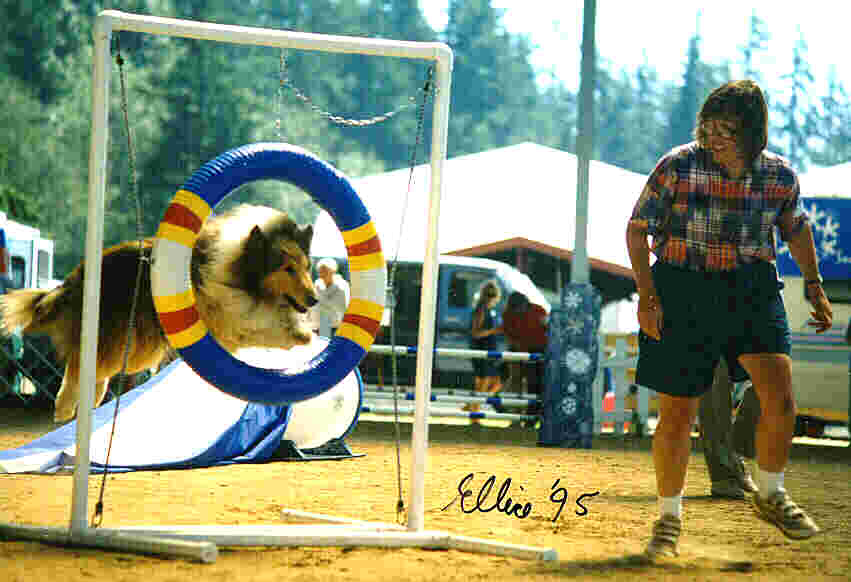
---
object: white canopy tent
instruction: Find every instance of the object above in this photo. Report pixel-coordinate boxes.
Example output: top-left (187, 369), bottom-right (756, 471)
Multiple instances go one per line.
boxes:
top-left (311, 142), bottom-right (648, 272)
top-left (799, 162), bottom-right (851, 197)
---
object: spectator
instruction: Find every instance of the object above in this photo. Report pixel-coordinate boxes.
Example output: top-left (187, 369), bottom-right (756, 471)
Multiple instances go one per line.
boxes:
top-left (465, 280), bottom-right (503, 420)
top-left (699, 357), bottom-right (759, 499)
top-left (501, 291), bottom-right (547, 417)
top-left (314, 258), bottom-right (350, 337)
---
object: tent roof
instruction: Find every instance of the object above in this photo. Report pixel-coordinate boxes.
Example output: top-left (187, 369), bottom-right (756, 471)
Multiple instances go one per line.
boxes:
top-left (799, 162), bottom-right (851, 197)
top-left (311, 142), bottom-right (647, 273)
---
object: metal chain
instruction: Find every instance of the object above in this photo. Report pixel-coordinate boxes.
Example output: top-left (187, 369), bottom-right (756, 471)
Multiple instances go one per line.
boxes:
top-left (91, 35), bottom-right (147, 529)
top-left (276, 51), bottom-right (435, 130)
top-left (387, 65), bottom-right (432, 525)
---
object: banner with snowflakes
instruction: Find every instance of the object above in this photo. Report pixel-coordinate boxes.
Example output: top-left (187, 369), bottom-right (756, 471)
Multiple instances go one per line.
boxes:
top-left (777, 198), bottom-right (851, 280)
top-left (538, 282), bottom-right (602, 448)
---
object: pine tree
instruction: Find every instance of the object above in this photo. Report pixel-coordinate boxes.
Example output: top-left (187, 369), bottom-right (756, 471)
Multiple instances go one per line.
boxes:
top-left (775, 29), bottom-right (816, 170)
top-left (667, 31), bottom-right (702, 151)
top-left (808, 68), bottom-right (851, 167)
top-left (739, 9), bottom-right (770, 83)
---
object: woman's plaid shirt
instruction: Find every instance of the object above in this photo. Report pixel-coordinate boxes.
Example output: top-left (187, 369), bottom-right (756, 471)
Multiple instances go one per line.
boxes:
top-left (630, 141), bottom-right (808, 271)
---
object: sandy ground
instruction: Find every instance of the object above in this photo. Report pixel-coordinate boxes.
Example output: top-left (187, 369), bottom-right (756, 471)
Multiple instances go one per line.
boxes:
top-left (1, 407), bottom-right (850, 582)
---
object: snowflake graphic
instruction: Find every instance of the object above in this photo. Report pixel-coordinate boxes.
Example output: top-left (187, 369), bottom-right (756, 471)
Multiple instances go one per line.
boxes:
top-left (779, 201), bottom-right (851, 265)
top-left (563, 348), bottom-right (592, 375)
top-left (564, 290), bottom-right (582, 310)
top-left (565, 317), bottom-right (584, 335)
top-left (560, 396), bottom-right (577, 416)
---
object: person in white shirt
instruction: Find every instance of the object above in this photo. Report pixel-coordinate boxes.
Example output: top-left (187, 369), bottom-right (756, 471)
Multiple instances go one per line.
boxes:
top-left (313, 258), bottom-right (350, 337)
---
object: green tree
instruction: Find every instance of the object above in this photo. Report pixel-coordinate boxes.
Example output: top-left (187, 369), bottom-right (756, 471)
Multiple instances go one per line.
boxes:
top-left (739, 9), bottom-right (770, 83)
top-left (774, 29), bottom-right (816, 170)
top-left (667, 31), bottom-right (703, 150)
top-left (632, 59), bottom-right (668, 173)
top-left (808, 68), bottom-right (851, 167)
top-left (443, 0), bottom-right (539, 157)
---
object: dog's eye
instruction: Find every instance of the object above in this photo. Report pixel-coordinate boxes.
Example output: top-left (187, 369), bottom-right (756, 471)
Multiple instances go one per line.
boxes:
top-left (285, 266), bottom-right (296, 275)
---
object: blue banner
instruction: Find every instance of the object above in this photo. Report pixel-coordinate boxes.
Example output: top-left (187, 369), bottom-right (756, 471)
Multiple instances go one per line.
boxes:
top-left (539, 282), bottom-right (602, 448)
top-left (777, 197), bottom-right (851, 280)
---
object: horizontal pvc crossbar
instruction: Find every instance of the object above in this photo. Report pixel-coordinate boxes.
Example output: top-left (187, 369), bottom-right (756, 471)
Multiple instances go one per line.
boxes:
top-left (108, 525), bottom-right (557, 561)
top-left (363, 391), bottom-right (537, 407)
top-left (369, 344), bottom-right (636, 368)
top-left (0, 523), bottom-right (218, 563)
top-left (360, 404), bottom-right (535, 422)
top-left (369, 344), bottom-right (543, 361)
top-left (100, 10), bottom-right (452, 62)
top-left (365, 385), bottom-right (536, 400)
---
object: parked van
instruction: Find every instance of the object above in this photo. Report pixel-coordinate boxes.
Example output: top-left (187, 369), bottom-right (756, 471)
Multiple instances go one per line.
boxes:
top-left (775, 196), bottom-right (851, 436)
top-left (311, 254), bottom-right (550, 388)
top-left (0, 211), bottom-right (60, 290)
top-left (0, 212), bottom-right (63, 403)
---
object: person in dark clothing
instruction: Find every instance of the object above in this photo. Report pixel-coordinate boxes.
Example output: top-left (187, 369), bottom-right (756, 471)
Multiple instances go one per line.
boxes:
top-left (502, 291), bottom-right (548, 418)
top-left (465, 280), bottom-right (503, 420)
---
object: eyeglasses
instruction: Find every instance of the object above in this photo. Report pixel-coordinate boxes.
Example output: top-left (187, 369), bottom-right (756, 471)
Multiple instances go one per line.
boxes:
top-left (699, 120), bottom-right (738, 146)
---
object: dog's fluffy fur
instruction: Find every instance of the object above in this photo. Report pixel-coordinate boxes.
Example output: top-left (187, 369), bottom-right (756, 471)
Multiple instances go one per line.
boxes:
top-left (1, 204), bottom-right (318, 422)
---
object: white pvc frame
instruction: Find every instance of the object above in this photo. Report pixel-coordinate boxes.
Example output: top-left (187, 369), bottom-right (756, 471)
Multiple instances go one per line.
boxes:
top-left (0, 10), bottom-right (555, 562)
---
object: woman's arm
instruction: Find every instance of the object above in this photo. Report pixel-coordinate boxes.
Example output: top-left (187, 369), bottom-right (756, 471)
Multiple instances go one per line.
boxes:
top-left (471, 307), bottom-right (502, 338)
top-left (626, 220), bottom-right (664, 340)
top-left (783, 222), bottom-right (833, 333)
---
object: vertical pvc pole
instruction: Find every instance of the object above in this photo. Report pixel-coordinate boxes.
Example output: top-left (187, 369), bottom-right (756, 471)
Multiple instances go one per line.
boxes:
top-left (70, 12), bottom-right (112, 533)
top-left (408, 46), bottom-right (453, 532)
top-left (570, 0), bottom-right (596, 285)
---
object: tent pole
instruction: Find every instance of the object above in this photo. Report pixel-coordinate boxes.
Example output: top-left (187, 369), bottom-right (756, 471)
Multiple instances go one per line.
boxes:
top-left (571, 0), bottom-right (596, 285)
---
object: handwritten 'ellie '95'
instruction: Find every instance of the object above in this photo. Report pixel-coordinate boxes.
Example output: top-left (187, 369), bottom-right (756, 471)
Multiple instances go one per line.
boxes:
top-left (442, 473), bottom-right (600, 522)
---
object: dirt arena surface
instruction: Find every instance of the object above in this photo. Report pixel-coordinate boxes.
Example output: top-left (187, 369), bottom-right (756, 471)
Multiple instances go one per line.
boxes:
top-left (1, 407), bottom-right (849, 581)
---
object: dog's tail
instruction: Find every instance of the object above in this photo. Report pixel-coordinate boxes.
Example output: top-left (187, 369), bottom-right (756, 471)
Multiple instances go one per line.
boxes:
top-left (0, 288), bottom-right (58, 333)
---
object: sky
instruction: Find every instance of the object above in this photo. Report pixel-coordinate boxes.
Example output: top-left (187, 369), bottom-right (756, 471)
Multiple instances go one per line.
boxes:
top-left (419, 1), bottom-right (847, 101)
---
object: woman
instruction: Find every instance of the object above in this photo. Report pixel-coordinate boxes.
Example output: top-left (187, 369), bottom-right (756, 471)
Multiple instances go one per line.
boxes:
top-left (627, 80), bottom-right (832, 559)
top-left (466, 280), bottom-right (503, 419)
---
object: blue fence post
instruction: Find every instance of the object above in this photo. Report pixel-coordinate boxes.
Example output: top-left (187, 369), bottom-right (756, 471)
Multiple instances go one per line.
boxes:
top-left (538, 282), bottom-right (602, 448)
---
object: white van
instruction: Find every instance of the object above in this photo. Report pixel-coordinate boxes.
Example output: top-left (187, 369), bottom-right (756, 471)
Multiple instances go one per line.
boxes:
top-left (0, 211), bottom-right (60, 290)
top-left (776, 196), bottom-right (850, 434)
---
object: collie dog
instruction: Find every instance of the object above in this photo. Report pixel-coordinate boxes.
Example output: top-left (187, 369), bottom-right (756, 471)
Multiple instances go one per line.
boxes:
top-left (1, 204), bottom-right (318, 422)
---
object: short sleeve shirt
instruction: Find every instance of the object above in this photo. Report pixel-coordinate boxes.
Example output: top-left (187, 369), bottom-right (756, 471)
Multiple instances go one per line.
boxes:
top-left (630, 142), bottom-right (808, 271)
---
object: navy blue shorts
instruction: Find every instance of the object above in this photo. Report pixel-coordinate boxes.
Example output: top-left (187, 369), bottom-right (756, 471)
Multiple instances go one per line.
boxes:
top-left (635, 260), bottom-right (791, 398)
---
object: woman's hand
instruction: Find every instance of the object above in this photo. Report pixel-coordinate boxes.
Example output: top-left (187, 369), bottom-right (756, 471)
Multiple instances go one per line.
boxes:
top-left (637, 293), bottom-right (663, 340)
top-left (806, 284), bottom-right (833, 333)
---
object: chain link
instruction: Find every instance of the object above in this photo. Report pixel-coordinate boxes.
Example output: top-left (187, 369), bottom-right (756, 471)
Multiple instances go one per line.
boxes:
top-left (276, 51), bottom-right (434, 132)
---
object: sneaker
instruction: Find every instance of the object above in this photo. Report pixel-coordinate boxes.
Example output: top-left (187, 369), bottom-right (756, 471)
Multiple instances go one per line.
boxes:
top-left (645, 514), bottom-right (681, 558)
top-left (737, 470), bottom-right (758, 494)
top-left (733, 456), bottom-right (758, 493)
top-left (711, 478), bottom-right (746, 500)
top-left (753, 491), bottom-right (821, 540)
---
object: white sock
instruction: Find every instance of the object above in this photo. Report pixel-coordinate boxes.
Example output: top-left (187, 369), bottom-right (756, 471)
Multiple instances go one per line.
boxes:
top-left (659, 493), bottom-right (683, 519)
top-left (756, 467), bottom-right (785, 497)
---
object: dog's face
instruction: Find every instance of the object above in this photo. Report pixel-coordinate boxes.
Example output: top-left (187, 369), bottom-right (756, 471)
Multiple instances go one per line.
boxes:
top-left (241, 223), bottom-right (318, 313)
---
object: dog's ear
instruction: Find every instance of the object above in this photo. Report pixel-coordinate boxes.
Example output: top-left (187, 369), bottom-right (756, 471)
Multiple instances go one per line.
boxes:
top-left (236, 226), bottom-right (274, 288)
top-left (297, 224), bottom-right (314, 255)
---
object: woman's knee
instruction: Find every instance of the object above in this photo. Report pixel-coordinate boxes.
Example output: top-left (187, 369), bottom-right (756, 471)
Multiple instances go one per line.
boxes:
top-left (657, 396), bottom-right (698, 434)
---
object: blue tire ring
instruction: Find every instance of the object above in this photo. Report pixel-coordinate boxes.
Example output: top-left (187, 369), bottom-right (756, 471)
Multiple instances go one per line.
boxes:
top-left (150, 143), bottom-right (386, 404)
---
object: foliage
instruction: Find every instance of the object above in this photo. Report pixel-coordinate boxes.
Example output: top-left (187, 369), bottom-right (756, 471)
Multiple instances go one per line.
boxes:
top-left (0, 1), bottom-right (849, 279)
